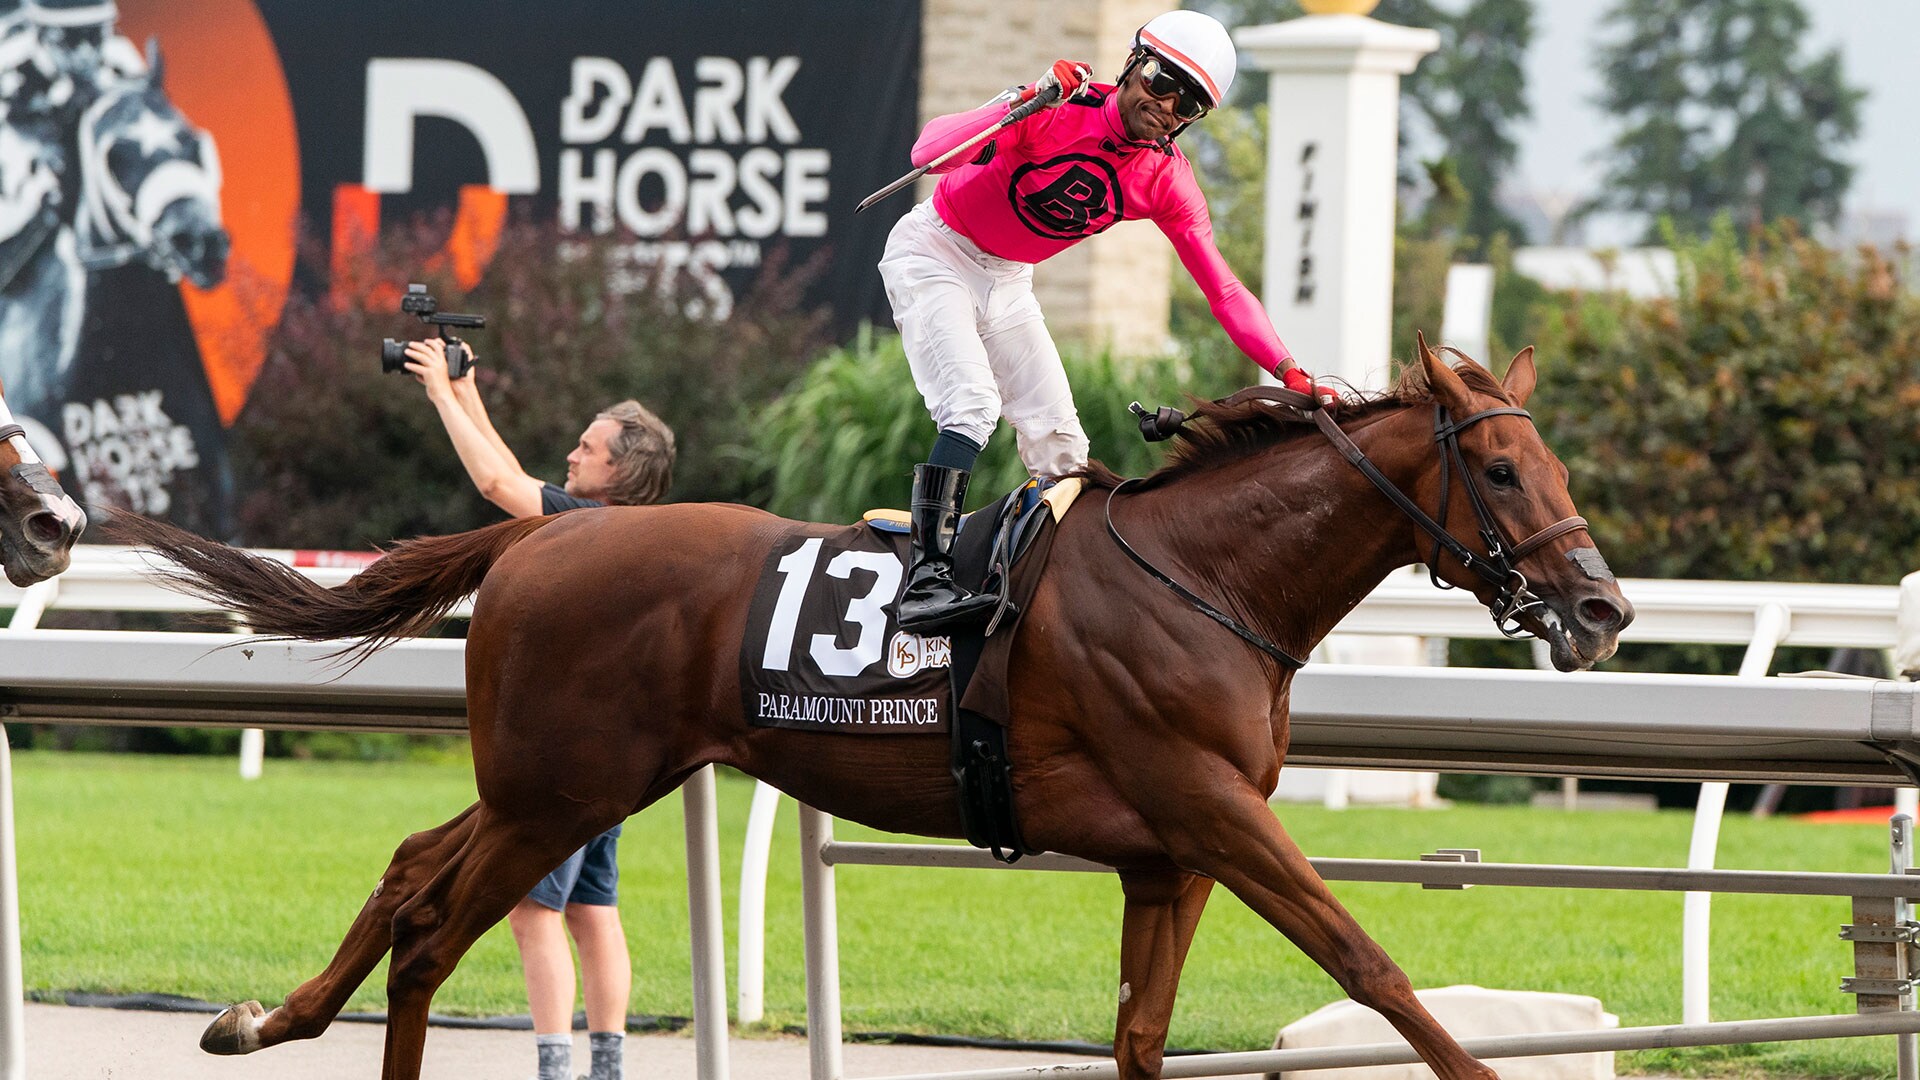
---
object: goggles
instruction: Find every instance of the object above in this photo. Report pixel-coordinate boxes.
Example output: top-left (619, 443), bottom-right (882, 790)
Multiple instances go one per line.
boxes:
top-left (1135, 55), bottom-right (1211, 122)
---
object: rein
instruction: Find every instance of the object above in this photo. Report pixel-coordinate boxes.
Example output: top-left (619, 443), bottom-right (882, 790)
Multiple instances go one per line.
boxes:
top-left (1104, 478), bottom-right (1307, 670)
top-left (1111, 386), bottom-right (1590, 661)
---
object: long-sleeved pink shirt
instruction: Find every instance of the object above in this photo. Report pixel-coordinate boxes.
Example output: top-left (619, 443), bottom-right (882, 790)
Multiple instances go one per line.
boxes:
top-left (912, 83), bottom-right (1294, 374)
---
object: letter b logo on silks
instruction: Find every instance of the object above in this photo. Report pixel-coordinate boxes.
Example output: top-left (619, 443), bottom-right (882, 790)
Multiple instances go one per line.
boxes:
top-left (1010, 155), bottom-right (1123, 240)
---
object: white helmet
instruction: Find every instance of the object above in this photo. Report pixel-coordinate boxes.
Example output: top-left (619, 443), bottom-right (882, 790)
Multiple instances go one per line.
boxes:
top-left (1133, 9), bottom-right (1236, 110)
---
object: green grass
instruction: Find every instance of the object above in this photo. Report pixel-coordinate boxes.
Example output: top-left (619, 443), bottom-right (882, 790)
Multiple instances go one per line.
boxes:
top-left (11, 751), bottom-right (1905, 1077)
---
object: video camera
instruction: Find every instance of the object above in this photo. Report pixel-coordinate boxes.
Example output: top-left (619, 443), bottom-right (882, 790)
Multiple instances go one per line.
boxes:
top-left (379, 284), bottom-right (486, 378)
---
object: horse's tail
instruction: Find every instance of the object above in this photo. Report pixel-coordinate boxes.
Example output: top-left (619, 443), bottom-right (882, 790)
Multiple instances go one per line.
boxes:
top-left (108, 513), bottom-right (556, 653)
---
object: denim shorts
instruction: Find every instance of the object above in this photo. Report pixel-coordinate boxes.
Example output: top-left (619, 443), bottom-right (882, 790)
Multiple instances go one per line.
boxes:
top-left (526, 823), bottom-right (622, 910)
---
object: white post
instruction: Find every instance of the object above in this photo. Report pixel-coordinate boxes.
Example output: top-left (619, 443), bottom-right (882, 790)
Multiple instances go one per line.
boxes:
top-left (238, 729), bottom-right (264, 781)
top-left (0, 735), bottom-right (25, 1080)
top-left (798, 805), bottom-right (843, 1080)
top-left (1682, 602), bottom-right (1791, 1024)
top-left (4, 580), bottom-right (55, 631)
top-left (737, 780), bottom-right (784, 1024)
top-left (1440, 263), bottom-right (1495, 365)
top-left (1237, 6), bottom-right (1439, 390)
top-left (1892, 815), bottom-right (1918, 1080)
top-left (681, 766), bottom-right (730, 1080)
top-left (227, 618), bottom-right (265, 781)
top-left (0, 578), bottom-right (49, 1079)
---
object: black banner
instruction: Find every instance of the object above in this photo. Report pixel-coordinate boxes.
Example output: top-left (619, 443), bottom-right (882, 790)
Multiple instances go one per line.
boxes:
top-left (0, 0), bottom-right (920, 538)
top-left (262, 0), bottom-right (921, 324)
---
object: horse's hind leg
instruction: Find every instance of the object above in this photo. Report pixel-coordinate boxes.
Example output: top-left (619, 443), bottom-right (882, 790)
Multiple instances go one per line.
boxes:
top-left (1113, 868), bottom-right (1214, 1080)
top-left (380, 802), bottom-right (615, 1080)
top-left (1147, 780), bottom-right (1497, 1080)
top-left (200, 803), bottom-right (480, 1055)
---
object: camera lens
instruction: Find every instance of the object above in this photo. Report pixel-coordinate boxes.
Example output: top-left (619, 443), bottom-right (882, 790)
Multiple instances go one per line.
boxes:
top-left (380, 339), bottom-right (408, 373)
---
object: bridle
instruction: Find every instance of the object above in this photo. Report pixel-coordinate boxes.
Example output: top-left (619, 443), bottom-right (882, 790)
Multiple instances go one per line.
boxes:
top-left (0, 398), bottom-right (87, 544)
top-left (1109, 386), bottom-right (1590, 668)
top-left (1311, 395), bottom-right (1588, 637)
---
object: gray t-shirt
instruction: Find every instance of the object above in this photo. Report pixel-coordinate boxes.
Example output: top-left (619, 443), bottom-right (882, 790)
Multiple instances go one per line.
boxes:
top-left (540, 483), bottom-right (603, 514)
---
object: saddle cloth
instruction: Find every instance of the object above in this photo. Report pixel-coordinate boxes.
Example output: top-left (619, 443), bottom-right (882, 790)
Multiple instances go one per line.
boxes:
top-left (737, 479), bottom-right (1081, 736)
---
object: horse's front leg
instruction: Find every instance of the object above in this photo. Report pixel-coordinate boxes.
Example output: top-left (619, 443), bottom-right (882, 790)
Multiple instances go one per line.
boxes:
top-left (1114, 868), bottom-right (1215, 1080)
top-left (1137, 769), bottom-right (1496, 1080)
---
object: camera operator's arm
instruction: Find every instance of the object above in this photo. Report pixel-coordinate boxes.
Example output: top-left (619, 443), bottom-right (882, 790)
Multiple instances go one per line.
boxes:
top-left (404, 339), bottom-right (544, 518)
top-left (449, 361), bottom-right (532, 481)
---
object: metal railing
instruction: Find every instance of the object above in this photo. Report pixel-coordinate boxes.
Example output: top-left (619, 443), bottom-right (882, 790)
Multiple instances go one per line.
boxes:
top-left (4, 553), bottom-right (1917, 1080)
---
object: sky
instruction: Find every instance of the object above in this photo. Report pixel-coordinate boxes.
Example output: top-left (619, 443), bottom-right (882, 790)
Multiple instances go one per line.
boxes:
top-left (1511, 0), bottom-right (1920, 246)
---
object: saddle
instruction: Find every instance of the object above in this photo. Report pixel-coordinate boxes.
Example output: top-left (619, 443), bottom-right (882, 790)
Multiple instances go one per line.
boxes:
top-left (869, 477), bottom-right (1082, 862)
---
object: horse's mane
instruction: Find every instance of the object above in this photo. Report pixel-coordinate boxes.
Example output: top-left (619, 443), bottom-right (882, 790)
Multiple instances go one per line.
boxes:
top-left (1077, 357), bottom-right (1513, 490)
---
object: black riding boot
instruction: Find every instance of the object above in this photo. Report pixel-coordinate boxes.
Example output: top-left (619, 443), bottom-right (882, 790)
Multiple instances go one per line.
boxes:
top-left (896, 464), bottom-right (1000, 633)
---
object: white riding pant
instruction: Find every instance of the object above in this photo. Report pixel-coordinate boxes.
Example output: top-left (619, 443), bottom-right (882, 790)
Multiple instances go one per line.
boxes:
top-left (879, 200), bottom-right (1088, 478)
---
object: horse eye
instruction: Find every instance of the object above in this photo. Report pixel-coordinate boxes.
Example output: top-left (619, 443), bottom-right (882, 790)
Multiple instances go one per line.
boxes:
top-left (1486, 463), bottom-right (1518, 488)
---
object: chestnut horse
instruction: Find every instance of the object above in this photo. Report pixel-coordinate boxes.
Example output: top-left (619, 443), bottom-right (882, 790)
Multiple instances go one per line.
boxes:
top-left (119, 343), bottom-right (1630, 1080)
top-left (0, 376), bottom-right (85, 586)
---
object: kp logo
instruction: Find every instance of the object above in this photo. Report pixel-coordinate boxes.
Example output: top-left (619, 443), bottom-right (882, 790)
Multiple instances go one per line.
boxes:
top-left (1008, 154), bottom-right (1123, 240)
top-left (886, 631), bottom-right (952, 679)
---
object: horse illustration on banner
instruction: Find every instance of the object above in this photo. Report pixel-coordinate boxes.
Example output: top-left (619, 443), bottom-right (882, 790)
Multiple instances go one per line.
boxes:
top-left (0, 33), bottom-right (233, 535)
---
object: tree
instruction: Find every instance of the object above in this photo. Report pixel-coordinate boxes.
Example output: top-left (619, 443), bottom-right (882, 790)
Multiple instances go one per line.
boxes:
top-left (1589, 0), bottom-right (1864, 241)
top-left (1199, 0), bottom-right (1532, 251)
top-left (1416, 0), bottom-right (1532, 249)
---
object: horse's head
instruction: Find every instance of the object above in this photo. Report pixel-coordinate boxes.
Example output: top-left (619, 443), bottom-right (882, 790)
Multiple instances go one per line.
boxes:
top-left (0, 376), bottom-right (85, 586)
top-left (1411, 337), bottom-right (1632, 670)
top-left (78, 42), bottom-right (230, 288)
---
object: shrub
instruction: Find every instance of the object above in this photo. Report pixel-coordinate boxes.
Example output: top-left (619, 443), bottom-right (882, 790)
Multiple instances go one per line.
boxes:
top-left (1530, 221), bottom-right (1920, 586)
top-left (232, 219), bottom-right (828, 548)
top-left (750, 328), bottom-right (1237, 524)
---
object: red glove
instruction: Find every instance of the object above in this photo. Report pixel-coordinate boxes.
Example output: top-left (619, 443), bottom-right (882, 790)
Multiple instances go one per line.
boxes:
top-left (1021, 60), bottom-right (1092, 108)
top-left (1280, 364), bottom-right (1339, 410)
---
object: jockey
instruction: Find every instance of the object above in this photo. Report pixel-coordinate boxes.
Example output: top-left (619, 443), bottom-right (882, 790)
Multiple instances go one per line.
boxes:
top-left (22, 0), bottom-right (143, 113)
top-left (0, 0), bottom-right (58, 290)
top-left (882, 9), bottom-right (1336, 633)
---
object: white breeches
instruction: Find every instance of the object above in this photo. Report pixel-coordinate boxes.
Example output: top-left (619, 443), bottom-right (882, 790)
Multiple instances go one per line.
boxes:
top-left (879, 200), bottom-right (1089, 478)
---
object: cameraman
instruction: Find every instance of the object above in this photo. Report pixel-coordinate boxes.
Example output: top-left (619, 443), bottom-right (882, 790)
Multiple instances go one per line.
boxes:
top-left (403, 337), bottom-right (673, 516)
top-left (404, 335), bottom-right (673, 1080)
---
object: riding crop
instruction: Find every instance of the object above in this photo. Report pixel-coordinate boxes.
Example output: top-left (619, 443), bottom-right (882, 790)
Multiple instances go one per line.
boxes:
top-left (855, 81), bottom-right (1064, 213)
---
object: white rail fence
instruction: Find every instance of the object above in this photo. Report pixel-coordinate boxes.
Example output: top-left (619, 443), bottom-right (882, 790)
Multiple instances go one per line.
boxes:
top-left (4, 551), bottom-right (1920, 1080)
top-left (737, 570), bottom-right (1910, 1027)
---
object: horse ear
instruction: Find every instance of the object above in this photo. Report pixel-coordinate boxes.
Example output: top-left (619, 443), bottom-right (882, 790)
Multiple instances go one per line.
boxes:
top-left (146, 36), bottom-right (163, 84)
top-left (1502, 346), bottom-right (1537, 407)
top-left (1417, 331), bottom-right (1474, 416)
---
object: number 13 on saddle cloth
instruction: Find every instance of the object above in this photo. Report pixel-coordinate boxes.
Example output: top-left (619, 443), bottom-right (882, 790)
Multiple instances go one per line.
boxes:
top-left (738, 479), bottom-right (1082, 735)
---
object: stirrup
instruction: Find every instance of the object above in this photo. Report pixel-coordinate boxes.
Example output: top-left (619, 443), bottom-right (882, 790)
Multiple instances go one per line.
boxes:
top-left (898, 588), bottom-right (998, 633)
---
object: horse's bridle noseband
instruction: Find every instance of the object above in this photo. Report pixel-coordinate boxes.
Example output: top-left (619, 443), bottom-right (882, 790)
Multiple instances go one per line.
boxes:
top-left (1313, 399), bottom-right (1588, 637)
top-left (1111, 386), bottom-right (1590, 667)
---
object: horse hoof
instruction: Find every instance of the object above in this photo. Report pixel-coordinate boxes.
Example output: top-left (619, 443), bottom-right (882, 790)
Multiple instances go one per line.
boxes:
top-left (200, 999), bottom-right (266, 1055)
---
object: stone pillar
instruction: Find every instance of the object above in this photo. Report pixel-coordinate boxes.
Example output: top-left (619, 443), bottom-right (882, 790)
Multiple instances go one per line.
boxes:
top-left (1244, 4), bottom-right (1442, 814)
top-left (916, 0), bottom-right (1169, 356)
top-left (1237, 3), bottom-right (1437, 391)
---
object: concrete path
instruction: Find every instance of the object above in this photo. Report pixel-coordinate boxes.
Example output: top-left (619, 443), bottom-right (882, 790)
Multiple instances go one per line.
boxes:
top-left (24, 1001), bottom-right (1191, 1080)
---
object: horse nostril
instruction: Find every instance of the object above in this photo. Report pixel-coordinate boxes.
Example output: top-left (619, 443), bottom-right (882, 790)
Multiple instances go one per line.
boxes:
top-left (26, 512), bottom-right (62, 546)
top-left (1579, 596), bottom-right (1623, 632)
